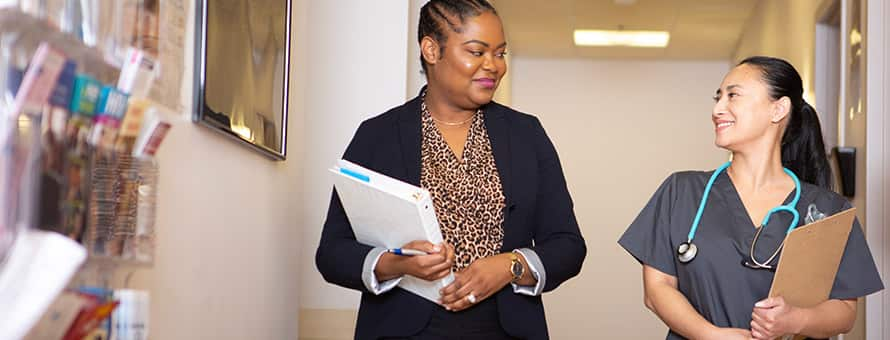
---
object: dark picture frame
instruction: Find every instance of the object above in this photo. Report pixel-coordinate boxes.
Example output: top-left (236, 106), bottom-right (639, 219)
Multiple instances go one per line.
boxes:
top-left (193, 0), bottom-right (292, 160)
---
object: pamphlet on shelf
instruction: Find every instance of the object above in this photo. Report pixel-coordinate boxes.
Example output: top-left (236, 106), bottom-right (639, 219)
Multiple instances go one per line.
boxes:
top-left (69, 74), bottom-right (101, 118)
top-left (132, 108), bottom-right (170, 158)
top-left (88, 86), bottom-right (128, 149)
top-left (11, 42), bottom-right (66, 118)
top-left (117, 47), bottom-right (155, 98)
top-left (115, 98), bottom-right (152, 153)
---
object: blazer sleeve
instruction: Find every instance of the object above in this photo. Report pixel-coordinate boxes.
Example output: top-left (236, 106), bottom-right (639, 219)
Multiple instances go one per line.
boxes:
top-left (315, 120), bottom-right (376, 293)
top-left (526, 117), bottom-right (587, 292)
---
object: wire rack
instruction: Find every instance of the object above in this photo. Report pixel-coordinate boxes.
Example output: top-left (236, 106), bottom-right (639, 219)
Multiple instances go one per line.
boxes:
top-left (85, 151), bottom-right (158, 265)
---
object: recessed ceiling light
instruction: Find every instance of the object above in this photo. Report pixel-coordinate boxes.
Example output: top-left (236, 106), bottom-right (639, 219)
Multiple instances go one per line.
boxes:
top-left (573, 29), bottom-right (670, 48)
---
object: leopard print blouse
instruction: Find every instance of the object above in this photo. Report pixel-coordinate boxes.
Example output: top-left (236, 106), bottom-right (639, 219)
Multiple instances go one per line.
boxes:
top-left (420, 99), bottom-right (506, 271)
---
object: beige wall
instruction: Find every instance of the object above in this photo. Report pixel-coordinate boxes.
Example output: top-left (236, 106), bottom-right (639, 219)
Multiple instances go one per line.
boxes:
top-left (125, 0), bottom-right (308, 339)
top-left (510, 58), bottom-right (729, 339)
top-left (407, 0), bottom-right (429, 100)
top-left (732, 0), bottom-right (823, 104)
top-left (297, 0), bottom-right (411, 312)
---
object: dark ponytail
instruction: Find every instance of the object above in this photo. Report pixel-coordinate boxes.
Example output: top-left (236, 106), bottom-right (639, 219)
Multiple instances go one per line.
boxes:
top-left (418, 0), bottom-right (497, 73)
top-left (739, 56), bottom-right (834, 189)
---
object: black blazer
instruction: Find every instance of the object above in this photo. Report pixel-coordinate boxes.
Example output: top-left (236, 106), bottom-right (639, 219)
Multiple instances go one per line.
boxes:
top-left (316, 91), bottom-right (586, 340)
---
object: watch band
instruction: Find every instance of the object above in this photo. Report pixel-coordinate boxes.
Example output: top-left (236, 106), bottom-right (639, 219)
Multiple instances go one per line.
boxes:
top-left (508, 252), bottom-right (523, 283)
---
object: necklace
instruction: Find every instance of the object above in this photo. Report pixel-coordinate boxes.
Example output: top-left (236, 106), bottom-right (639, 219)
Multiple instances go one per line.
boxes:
top-left (421, 91), bottom-right (478, 126)
top-left (431, 114), bottom-right (474, 126)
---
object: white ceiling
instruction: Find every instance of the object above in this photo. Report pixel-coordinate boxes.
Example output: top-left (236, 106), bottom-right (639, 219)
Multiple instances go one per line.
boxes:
top-left (491, 0), bottom-right (761, 60)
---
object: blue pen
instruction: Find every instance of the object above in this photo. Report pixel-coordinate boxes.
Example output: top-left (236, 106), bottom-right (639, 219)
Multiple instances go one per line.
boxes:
top-left (388, 248), bottom-right (428, 256)
top-left (340, 167), bottom-right (370, 182)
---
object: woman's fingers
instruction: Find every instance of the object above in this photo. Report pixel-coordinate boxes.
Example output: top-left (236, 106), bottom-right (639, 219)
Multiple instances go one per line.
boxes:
top-left (442, 267), bottom-right (494, 312)
top-left (417, 261), bottom-right (451, 280)
top-left (440, 272), bottom-right (468, 304)
top-left (443, 242), bottom-right (456, 262)
top-left (402, 240), bottom-right (442, 254)
top-left (444, 279), bottom-right (488, 312)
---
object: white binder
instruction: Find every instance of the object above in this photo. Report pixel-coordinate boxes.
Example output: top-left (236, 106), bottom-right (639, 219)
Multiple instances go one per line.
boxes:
top-left (330, 159), bottom-right (454, 303)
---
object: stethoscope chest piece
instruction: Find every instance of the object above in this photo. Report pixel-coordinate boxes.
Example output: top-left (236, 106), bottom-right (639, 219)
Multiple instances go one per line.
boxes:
top-left (677, 241), bottom-right (698, 263)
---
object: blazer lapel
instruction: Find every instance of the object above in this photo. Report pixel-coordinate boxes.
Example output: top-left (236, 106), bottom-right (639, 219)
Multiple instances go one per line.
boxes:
top-left (398, 94), bottom-right (423, 186)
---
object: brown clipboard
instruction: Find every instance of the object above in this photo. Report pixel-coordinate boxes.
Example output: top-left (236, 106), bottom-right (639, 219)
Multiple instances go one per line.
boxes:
top-left (767, 208), bottom-right (857, 340)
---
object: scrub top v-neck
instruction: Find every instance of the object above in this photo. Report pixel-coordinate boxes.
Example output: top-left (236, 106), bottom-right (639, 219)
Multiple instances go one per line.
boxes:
top-left (619, 170), bottom-right (883, 340)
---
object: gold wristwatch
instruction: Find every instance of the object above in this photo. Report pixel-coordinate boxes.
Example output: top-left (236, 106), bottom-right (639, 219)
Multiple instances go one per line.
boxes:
top-left (508, 252), bottom-right (524, 283)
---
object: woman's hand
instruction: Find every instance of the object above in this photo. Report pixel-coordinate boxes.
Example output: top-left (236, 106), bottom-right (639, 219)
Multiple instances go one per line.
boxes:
top-left (750, 296), bottom-right (804, 340)
top-left (374, 241), bottom-right (455, 282)
top-left (439, 253), bottom-right (513, 312)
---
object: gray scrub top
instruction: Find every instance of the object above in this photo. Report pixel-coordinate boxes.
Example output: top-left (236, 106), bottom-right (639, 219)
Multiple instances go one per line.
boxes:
top-left (618, 170), bottom-right (883, 340)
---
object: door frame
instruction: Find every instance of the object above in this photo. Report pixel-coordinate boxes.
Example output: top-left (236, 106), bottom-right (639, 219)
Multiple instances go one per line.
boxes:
top-left (866, 0), bottom-right (888, 338)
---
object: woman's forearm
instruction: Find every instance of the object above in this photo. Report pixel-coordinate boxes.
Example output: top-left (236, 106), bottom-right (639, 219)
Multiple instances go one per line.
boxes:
top-left (374, 252), bottom-right (405, 281)
top-left (646, 280), bottom-right (717, 338)
top-left (644, 266), bottom-right (717, 339)
top-left (796, 299), bottom-right (856, 338)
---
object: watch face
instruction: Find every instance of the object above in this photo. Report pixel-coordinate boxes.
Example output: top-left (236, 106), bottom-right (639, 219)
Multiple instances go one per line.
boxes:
top-left (511, 261), bottom-right (523, 277)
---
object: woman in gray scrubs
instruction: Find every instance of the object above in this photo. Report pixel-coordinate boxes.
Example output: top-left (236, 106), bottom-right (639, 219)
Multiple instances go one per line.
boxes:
top-left (619, 56), bottom-right (883, 340)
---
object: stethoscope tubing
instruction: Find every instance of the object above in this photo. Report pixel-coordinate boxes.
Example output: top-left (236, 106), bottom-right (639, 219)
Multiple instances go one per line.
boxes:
top-left (681, 161), bottom-right (803, 268)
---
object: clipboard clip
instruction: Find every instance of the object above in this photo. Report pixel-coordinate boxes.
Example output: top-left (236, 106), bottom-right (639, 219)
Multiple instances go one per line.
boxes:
top-left (805, 204), bottom-right (827, 224)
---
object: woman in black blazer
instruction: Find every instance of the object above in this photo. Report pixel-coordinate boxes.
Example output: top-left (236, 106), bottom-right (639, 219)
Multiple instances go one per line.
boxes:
top-left (316, 1), bottom-right (585, 339)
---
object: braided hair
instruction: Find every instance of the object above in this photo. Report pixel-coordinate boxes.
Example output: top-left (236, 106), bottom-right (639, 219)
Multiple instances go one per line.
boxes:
top-left (418, 0), bottom-right (498, 73)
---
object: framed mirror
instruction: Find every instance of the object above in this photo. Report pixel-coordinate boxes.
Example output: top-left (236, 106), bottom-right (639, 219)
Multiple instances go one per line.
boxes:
top-left (193, 0), bottom-right (292, 160)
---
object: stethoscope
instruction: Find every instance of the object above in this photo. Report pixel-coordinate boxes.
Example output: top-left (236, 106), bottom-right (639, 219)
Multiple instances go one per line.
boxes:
top-left (677, 161), bottom-right (802, 270)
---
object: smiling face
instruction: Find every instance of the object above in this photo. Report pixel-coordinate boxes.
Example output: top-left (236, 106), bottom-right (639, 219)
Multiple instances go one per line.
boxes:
top-left (421, 11), bottom-right (507, 110)
top-left (711, 64), bottom-right (791, 153)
